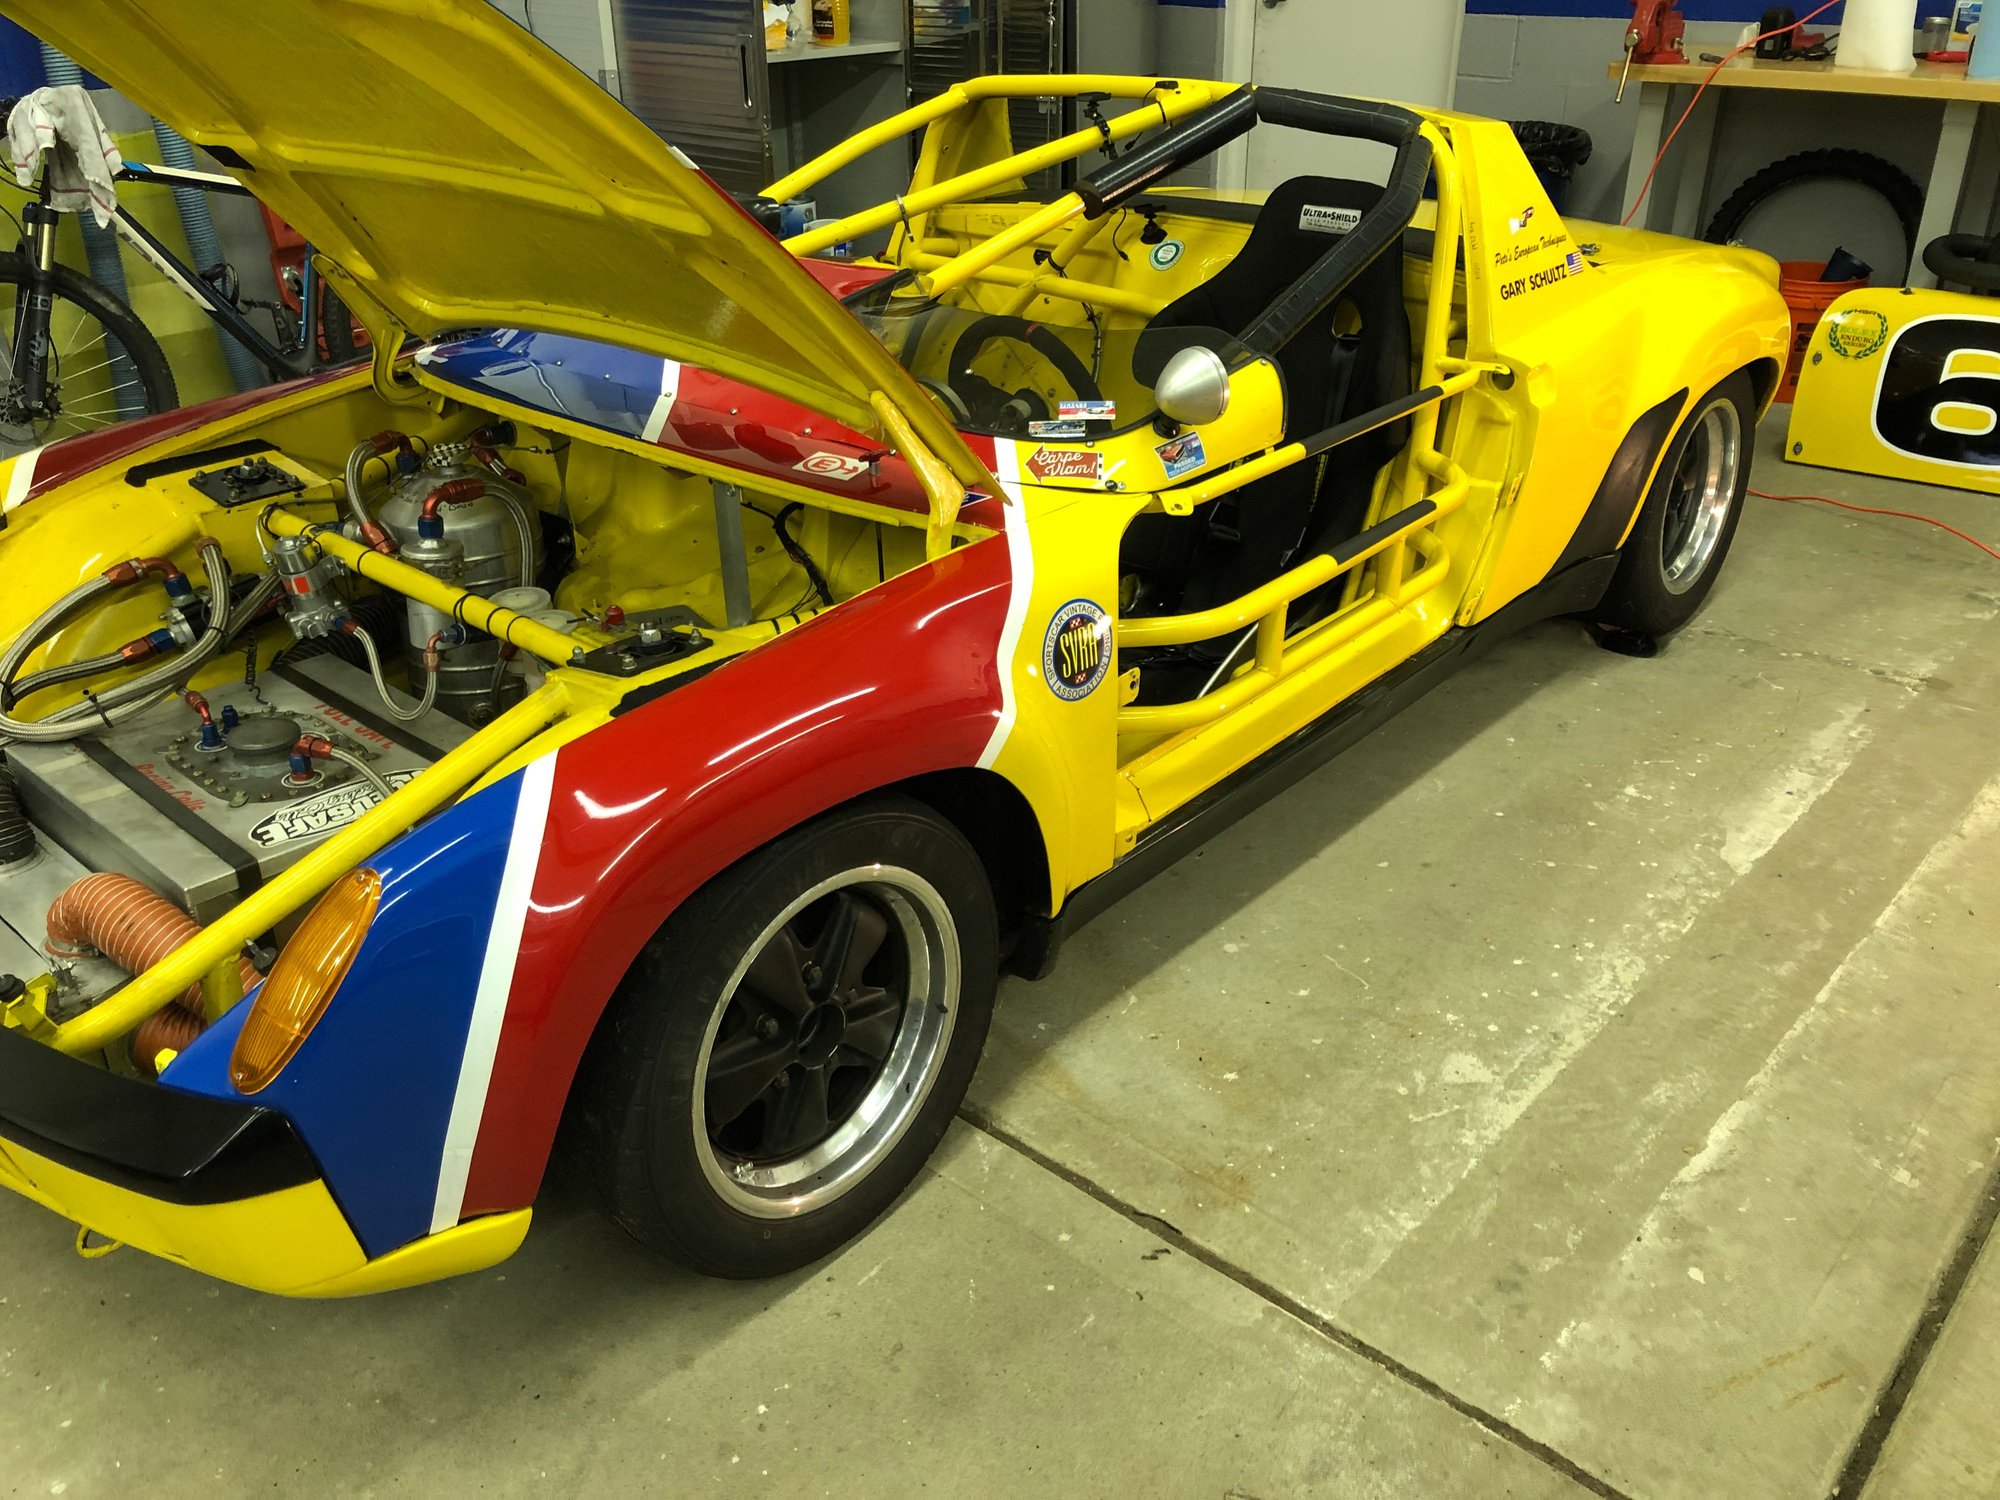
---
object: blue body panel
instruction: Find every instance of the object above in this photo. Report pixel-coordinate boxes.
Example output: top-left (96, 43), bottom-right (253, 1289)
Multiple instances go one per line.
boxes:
top-left (166, 773), bottom-right (526, 1258)
top-left (418, 331), bottom-right (667, 441)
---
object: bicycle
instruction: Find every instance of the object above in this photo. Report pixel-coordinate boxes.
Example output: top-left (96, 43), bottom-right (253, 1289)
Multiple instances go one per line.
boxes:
top-left (1, 147), bottom-right (360, 452)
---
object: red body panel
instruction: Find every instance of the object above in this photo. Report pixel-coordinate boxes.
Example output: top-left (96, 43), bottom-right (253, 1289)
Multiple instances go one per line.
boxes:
top-left (460, 532), bottom-right (1014, 1212)
top-left (25, 367), bottom-right (352, 503)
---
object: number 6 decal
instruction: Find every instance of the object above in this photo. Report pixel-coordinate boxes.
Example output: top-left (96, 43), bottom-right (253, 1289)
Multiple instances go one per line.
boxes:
top-left (1873, 316), bottom-right (2000, 471)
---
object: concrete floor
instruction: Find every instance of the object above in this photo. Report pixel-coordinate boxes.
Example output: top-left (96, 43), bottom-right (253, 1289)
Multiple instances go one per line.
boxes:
top-left (5, 416), bottom-right (2000, 1497)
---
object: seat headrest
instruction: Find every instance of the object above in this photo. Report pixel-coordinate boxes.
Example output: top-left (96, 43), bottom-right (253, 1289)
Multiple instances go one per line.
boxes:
top-left (1135, 176), bottom-right (1390, 383)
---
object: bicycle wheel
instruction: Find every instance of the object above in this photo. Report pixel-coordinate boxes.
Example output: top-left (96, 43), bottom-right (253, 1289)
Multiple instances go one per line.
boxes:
top-left (0, 257), bottom-right (178, 453)
top-left (315, 277), bottom-right (358, 364)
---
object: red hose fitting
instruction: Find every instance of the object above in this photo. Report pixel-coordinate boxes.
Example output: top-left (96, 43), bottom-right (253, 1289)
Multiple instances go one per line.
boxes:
top-left (118, 635), bottom-right (159, 662)
top-left (369, 429), bottom-right (414, 458)
top-left (420, 478), bottom-right (486, 521)
top-left (102, 556), bottom-right (182, 586)
top-left (293, 733), bottom-right (335, 761)
top-left (182, 690), bottom-right (213, 725)
top-left (359, 520), bottom-right (398, 555)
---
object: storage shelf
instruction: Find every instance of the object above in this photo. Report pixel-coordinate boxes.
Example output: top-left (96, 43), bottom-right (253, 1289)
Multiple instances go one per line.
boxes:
top-left (768, 38), bottom-right (904, 64)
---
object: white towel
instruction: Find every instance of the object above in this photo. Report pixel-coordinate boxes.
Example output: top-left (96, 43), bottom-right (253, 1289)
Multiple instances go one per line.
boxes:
top-left (7, 86), bottom-right (123, 227)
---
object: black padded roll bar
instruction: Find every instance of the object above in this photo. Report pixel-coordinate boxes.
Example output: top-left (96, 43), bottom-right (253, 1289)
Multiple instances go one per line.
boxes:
top-left (1251, 90), bottom-right (1424, 149)
top-left (1075, 89), bottom-right (1260, 219)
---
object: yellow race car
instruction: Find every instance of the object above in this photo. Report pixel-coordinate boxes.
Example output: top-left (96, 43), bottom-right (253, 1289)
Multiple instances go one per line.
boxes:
top-left (0, 2), bottom-right (1788, 1295)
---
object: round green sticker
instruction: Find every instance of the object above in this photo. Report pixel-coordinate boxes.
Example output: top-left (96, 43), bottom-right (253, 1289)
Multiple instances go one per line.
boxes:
top-left (1827, 308), bottom-right (1889, 360)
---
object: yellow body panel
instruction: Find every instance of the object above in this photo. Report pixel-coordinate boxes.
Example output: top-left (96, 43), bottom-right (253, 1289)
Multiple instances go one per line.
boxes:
top-left (1787, 289), bottom-right (2000, 495)
top-left (0, 1130), bottom-right (527, 1296)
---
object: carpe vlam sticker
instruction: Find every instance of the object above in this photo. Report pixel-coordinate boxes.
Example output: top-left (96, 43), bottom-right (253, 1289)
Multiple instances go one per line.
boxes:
top-left (1828, 308), bottom-right (1890, 359)
top-left (1041, 599), bottom-right (1112, 702)
top-left (1025, 446), bottom-right (1102, 482)
top-left (1156, 430), bottom-right (1207, 480)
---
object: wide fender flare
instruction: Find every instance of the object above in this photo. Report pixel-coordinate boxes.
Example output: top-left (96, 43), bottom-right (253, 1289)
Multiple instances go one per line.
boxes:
top-left (460, 531), bottom-right (1041, 1215)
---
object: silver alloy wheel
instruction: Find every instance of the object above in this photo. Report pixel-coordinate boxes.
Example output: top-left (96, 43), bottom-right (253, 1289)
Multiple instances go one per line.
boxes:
top-left (1659, 398), bottom-right (1743, 594)
top-left (691, 865), bottom-right (959, 1220)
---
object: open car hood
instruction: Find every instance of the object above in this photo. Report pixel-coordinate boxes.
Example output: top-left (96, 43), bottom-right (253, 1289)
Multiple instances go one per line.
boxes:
top-left (14, 0), bottom-right (988, 482)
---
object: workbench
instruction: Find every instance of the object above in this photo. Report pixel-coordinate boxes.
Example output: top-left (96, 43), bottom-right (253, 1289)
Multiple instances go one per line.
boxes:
top-left (1607, 56), bottom-right (2000, 286)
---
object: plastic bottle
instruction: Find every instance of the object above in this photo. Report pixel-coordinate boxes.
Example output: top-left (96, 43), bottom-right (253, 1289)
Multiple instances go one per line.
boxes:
top-left (813, 0), bottom-right (851, 45)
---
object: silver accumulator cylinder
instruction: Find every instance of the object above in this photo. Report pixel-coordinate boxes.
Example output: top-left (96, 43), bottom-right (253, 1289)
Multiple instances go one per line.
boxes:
top-left (375, 456), bottom-right (539, 725)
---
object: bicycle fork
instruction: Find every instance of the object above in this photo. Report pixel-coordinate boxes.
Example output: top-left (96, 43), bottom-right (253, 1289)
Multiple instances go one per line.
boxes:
top-left (11, 199), bottom-right (60, 416)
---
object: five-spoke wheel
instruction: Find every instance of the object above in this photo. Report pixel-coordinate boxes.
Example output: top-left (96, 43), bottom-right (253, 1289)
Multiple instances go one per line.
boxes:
top-left (1594, 372), bottom-right (1756, 637)
top-left (571, 795), bottom-right (996, 1278)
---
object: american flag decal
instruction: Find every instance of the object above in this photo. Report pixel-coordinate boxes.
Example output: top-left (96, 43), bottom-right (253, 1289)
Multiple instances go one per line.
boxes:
top-left (1565, 251), bottom-right (1585, 275)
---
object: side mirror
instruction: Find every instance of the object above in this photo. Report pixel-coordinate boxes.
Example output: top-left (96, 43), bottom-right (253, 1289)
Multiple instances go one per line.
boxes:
top-left (1154, 345), bottom-right (1232, 427)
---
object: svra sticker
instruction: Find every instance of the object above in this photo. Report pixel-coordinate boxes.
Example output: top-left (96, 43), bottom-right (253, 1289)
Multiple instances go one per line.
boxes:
top-left (1041, 599), bottom-right (1112, 702)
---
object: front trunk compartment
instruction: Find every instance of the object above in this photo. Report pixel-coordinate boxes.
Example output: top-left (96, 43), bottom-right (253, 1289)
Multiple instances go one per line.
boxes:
top-left (0, 363), bottom-right (967, 1073)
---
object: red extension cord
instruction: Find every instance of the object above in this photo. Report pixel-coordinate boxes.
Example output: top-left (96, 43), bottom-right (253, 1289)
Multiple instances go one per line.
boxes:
top-left (1621, 0), bottom-right (1847, 226)
top-left (1752, 488), bottom-right (2000, 563)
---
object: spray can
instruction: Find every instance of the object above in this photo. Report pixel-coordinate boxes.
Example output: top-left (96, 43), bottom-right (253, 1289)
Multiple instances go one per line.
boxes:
top-left (813, 0), bottom-right (851, 45)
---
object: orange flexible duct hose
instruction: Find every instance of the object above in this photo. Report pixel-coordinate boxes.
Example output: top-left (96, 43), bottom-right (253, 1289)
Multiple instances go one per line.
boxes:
top-left (45, 873), bottom-right (263, 1072)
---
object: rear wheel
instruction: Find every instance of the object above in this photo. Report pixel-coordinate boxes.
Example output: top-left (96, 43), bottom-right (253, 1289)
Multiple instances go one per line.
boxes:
top-left (0, 258), bottom-right (177, 454)
top-left (571, 795), bottom-right (997, 1277)
top-left (1593, 373), bottom-right (1755, 635)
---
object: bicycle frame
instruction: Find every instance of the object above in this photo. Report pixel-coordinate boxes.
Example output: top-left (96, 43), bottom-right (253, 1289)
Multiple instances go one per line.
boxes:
top-left (108, 161), bottom-right (301, 380)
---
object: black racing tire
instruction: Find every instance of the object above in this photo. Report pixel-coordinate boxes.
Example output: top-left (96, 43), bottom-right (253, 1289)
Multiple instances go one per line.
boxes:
top-left (0, 257), bottom-right (177, 448)
top-left (316, 280), bottom-right (358, 364)
top-left (569, 794), bottom-right (997, 1278)
top-left (1922, 233), bottom-right (2000, 295)
top-left (1593, 372), bottom-right (1756, 636)
top-left (1703, 149), bottom-right (1923, 277)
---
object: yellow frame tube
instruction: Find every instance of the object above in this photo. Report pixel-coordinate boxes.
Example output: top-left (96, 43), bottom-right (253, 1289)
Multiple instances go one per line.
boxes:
top-left (999, 210), bottom-right (1122, 318)
top-left (766, 74), bottom-right (1213, 206)
top-left (262, 511), bottom-right (582, 666)
top-left (908, 251), bottom-right (1162, 319)
top-left (1118, 532), bottom-right (1450, 735)
top-left (1120, 472), bottom-right (1468, 653)
top-left (1148, 367), bottom-right (1482, 520)
top-left (42, 681), bottom-right (572, 1057)
top-left (781, 79), bottom-right (1228, 260)
top-left (925, 196), bottom-right (1084, 296)
top-left (1375, 122), bottom-right (1463, 598)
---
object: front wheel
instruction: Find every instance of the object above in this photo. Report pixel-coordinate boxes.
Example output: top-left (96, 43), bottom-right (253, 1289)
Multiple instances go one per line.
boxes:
top-left (1593, 373), bottom-right (1756, 636)
top-left (0, 257), bottom-right (178, 454)
top-left (570, 795), bottom-right (997, 1278)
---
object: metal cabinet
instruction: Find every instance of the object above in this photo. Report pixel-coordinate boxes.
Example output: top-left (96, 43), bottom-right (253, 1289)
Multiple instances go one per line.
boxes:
top-left (502, 0), bottom-right (1075, 211)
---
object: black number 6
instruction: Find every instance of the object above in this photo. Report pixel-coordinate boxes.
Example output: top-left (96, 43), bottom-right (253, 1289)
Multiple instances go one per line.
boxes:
top-left (1874, 316), bottom-right (2000, 469)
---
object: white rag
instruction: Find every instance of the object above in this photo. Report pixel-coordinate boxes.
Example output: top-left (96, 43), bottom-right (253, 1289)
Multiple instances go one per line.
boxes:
top-left (7, 86), bottom-right (123, 227)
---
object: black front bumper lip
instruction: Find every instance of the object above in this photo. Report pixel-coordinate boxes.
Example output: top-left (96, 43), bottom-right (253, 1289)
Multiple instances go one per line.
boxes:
top-left (0, 1025), bottom-right (319, 1205)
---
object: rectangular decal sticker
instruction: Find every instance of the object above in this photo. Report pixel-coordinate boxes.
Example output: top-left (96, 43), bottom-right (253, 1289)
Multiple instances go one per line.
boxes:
top-left (1156, 431), bottom-right (1207, 480)
top-left (1300, 204), bottom-right (1362, 235)
top-left (1057, 399), bottom-right (1117, 422)
top-left (1025, 446), bottom-right (1103, 483)
top-left (1027, 420), bottom-right (1089, 439)
top-left (794, 451), bottom-right (870, 482)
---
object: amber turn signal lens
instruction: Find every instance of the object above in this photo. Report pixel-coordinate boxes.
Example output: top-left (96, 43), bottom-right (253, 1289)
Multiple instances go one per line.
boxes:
top-left (230, 868), bottom-right (382, 1094)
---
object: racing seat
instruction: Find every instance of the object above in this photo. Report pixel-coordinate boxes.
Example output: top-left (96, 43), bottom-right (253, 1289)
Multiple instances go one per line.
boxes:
top-left (1124, 175), bottom-right (1413, 618)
